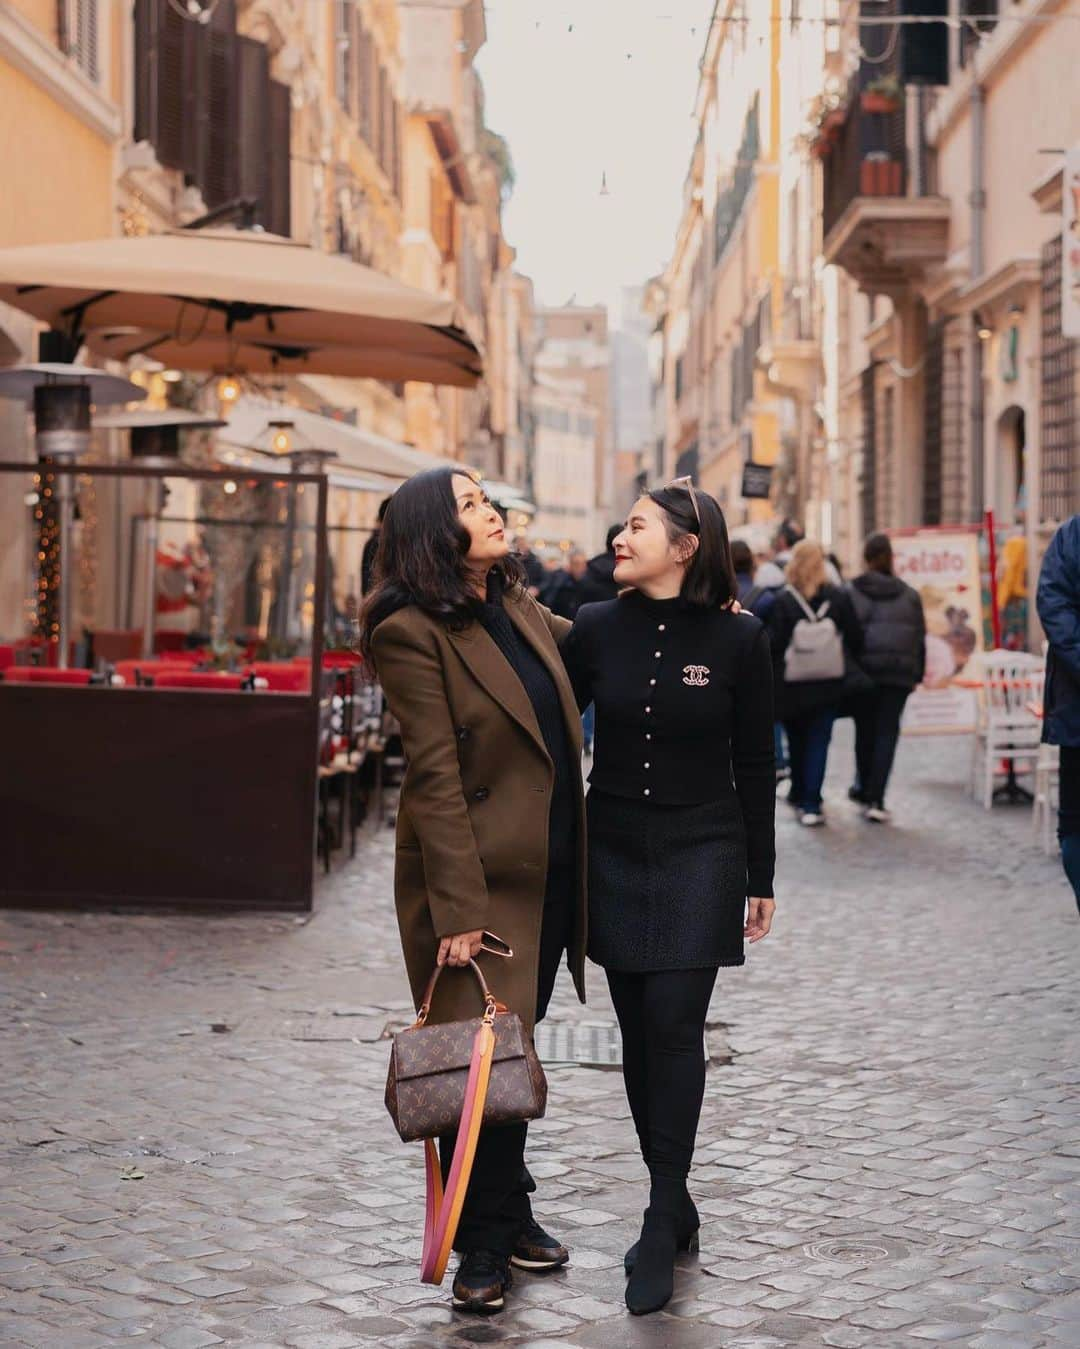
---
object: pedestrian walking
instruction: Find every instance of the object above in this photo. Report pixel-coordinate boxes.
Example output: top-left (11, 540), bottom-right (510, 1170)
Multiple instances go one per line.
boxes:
top-left (513, 532), bottom-right (546, 597)
top-left (576, 527), bottom-right (622, 754)
top-left (359, 468), bottom-right (587, 1314)
top-left (543, 550), bottom-right (588, 619)
top-left (563, 480), bottom-right (776, 1315)
top-left (846, 533), bottom-right (926, 823)
top-left (578, 525), bottom-right (622, 606)
top-left (1035, 513), bottom-right (1080, 912)
top-left (765, 539), bottom-right (863, 827)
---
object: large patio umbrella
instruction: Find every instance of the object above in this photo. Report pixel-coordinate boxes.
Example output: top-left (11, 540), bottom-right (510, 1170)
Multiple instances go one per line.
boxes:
top-left (0, 228), bottom-right (483, 388)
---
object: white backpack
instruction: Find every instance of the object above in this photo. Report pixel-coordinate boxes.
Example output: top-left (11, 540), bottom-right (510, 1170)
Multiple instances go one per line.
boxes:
top-left (783, 586), bottom-right (845, 683)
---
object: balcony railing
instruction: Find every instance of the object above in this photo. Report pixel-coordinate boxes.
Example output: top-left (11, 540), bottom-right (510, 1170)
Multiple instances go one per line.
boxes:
top-left (822, 90), bottom-right (907, 240)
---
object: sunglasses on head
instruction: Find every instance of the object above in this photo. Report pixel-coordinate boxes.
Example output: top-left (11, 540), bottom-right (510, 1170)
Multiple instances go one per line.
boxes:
top-left (664, 474), bottom-right (702, 528)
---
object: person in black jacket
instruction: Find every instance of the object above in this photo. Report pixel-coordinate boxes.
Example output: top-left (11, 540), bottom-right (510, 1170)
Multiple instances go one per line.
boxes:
top-left (765, 540), bottom-right (863, 827)
top-left (562, 482), bottom-right (775, 1316)
top-left (1036, 513), bottom-right (1080, 911)
top-left (846, 534), bottom-right (926, 822)
top-left (577, 524), bottom-right (622, 606)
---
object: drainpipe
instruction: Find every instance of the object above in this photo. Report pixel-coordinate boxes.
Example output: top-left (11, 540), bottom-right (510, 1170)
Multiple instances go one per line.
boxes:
top-left (969, 81), bottom-right (986, 521)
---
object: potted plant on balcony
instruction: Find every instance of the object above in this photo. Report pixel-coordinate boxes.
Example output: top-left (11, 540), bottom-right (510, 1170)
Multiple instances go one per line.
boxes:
top-left (861, 75), bottom-right (902, 116)
top-left (808, 91), bottom-right (846, 159)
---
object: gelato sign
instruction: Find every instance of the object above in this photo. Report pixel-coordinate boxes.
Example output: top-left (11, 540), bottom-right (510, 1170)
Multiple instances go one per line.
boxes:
top-left (1064, 144), bottom-right (1080, 339)
top-left (890, 530), bottom-right (984, 735)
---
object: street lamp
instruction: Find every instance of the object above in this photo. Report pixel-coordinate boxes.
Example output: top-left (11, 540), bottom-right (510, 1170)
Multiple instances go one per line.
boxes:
top-left (0, 363), bottom-right (144, 668)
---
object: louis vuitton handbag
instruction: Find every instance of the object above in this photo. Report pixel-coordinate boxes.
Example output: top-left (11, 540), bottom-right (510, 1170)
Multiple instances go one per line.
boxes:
top-left (385, 951), bottom-right (547, 1285)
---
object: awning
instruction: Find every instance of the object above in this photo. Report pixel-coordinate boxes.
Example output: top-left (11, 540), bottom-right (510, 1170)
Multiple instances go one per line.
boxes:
top-left (0, 228), bottom-right (483, 388)
top-left (217, 397), bottom-right (465, 482)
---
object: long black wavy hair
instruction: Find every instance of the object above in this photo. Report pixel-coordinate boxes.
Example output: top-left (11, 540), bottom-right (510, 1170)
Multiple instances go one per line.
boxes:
top-left (645, 483), bottom-right (736, 609)
top-left (358, 467), bottom-right (525, 668)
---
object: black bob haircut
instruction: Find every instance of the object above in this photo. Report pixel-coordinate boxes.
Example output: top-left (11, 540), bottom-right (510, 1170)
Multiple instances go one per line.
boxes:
top-left (644, 483), bottom-right (737, 610)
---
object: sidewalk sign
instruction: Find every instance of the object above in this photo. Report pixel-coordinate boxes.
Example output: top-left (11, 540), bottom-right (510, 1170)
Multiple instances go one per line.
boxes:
top-left (889, 527), bottom-right (985, 735)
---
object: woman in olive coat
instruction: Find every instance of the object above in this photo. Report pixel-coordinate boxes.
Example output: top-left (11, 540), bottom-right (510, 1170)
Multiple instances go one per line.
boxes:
top-left (359, 467), bottom-right (586, 1316)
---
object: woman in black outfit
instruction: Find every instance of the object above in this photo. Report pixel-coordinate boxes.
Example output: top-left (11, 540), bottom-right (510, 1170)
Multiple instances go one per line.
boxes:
top-left (562, 481), bottom-right (776, 1315)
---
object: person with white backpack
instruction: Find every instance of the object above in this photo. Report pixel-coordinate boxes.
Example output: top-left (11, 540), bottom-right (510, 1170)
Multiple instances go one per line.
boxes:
top-left (765, 540), bottom-right (863, 826)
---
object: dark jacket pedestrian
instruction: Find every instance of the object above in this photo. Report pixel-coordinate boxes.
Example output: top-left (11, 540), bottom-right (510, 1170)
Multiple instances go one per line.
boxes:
top-left (360, 468), bottom-right (586, 1311)
top-left (514, 538), bottom-right (546, 596)
top-left (765, 540), bottom-right (862, 824)
top-left (732, 539), bottom-right (779, 619)
top-left (542, 552), bottom-right (589, 619)
top-left (845, 534), bottom-right (926, 819)
top-left (577, 525), bottom-right (622, 606)
top-left (1036, 513), bottom-right (1080, 910)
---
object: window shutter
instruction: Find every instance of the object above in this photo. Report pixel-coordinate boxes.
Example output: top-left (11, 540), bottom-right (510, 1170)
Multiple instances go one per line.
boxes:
top-left (133, 0), bottom-right (159, 144)
top-left (267, 80), bottom-right (292, 237)
top-left (336, 0), bottom-right (352, 112)
top-left (182, 14), bottom-right (210, 185)
top-left (156, 0), bottom-right (186, 171)
top-left (359, 30), bottom-right (373, 145)
top-left (237, 36), bottom-right (270, 224)
top-left (203, 0), bottom-right (238, 207)
top-left (75, 0), bottom-right (99, 82)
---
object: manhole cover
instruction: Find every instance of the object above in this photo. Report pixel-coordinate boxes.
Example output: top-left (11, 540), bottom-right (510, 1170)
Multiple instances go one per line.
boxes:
top-left (534, 1023), bottom-right (622, 1067)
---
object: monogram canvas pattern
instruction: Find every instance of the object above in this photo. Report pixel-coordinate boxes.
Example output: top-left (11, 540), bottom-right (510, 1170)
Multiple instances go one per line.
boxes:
top-left (386, 1011), bottom-right (548, 1143)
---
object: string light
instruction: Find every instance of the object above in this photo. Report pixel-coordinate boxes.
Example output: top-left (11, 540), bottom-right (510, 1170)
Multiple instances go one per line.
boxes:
top-left (31, 466), bottom-right (60, 648)
top-left (217, 375), bottom-right (241, 405)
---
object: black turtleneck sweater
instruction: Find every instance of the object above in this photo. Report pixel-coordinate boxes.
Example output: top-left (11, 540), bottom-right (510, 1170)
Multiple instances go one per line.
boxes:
top-left (562, 591), bottom-right (776, 897)
top-left (476, 595), bottom-right (578, 869)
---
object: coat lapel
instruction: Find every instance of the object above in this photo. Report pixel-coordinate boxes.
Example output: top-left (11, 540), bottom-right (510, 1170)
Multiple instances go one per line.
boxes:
top-left (505, 596), bottom-right (584, 758)
top-left (446, 622), bottom-right (548, 757)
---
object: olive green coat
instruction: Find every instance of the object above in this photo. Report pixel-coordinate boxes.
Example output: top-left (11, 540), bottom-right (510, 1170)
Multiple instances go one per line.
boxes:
top-left (371, 589), bottom-right (585, 1033)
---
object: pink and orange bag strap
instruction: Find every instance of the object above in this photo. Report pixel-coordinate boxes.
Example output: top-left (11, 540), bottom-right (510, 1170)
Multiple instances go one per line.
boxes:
top-left (413, 960), bottom-right (499, 1285)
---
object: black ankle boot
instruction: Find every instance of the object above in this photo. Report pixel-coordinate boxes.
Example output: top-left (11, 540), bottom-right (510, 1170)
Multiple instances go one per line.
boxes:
top-left (623, 1185), bottom-right (698, 1275)
top-left (624, 1180), bottom-right (695, 1315)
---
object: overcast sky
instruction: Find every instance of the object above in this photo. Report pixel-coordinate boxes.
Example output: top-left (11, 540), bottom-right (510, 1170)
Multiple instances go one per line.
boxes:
top-left (476, 0), bottom-right (713, 324)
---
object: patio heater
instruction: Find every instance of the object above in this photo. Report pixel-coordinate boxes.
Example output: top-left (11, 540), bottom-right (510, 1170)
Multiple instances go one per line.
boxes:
top-left (0, 363), bottom-right (144, 668)
top-left (261, 421), bottom-right (337, 644)
top-left (93, 409), bottom-right (225, 659)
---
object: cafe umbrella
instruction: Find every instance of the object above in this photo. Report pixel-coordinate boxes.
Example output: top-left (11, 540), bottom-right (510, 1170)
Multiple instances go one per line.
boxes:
top-left (0, 227), bottom-right (484, 388)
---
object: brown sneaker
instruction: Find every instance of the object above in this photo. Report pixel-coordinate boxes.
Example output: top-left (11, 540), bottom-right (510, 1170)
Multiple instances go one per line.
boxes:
top-left (451, 1249), bottom-right (512, 1313)
top-left (511, 1219), bottom-right (570, 1272)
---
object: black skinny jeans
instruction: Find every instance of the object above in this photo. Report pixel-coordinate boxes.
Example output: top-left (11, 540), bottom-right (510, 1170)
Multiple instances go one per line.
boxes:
top-left (606, 967), bottom-right (719, 1181)
top-left (853, 685), bottom-right (910, 806)
top-left (438, 863), bottom-right (576, 1256)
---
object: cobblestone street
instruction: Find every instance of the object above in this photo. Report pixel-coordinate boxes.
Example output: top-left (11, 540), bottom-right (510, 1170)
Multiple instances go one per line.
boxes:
top-left (3, 727), bottom-right (1078, 1349)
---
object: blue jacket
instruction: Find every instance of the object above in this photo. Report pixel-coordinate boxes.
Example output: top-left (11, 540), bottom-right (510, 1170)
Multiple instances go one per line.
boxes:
top-left (1036, 514), bottom-right (1080, 747)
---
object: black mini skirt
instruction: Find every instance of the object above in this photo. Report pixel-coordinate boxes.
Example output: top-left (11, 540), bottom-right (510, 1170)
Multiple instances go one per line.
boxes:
top-left (586, 789), bottom-right (747, 972)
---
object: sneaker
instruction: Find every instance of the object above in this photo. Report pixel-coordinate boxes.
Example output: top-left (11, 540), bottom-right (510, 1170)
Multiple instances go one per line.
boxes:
top-left (511, 1219), bottom-right (569, 1272)
top-left (865, 805), bottom-right (892, 823)
top-left (799, 810), bottom-right (825, 827)
top-left (451, 1249), bottom-right (512, 1313)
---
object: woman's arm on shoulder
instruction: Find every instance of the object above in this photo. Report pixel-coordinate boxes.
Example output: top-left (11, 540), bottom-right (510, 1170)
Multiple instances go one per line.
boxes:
top-left (530, 595), bottom-right (573, 646)
top-left (370, 615), bottom-right (489, 937)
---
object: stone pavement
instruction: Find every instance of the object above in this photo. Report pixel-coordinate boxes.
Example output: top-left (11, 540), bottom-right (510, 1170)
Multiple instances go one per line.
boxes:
top-left (2, 725), bottom-right (1078, 1349)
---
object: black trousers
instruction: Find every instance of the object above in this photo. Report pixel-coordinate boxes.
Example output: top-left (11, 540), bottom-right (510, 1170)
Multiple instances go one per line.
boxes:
top-left (606, 967), bottom-right (719, 1181)
top-left (438, 863), bottom-right (575, 1255)
top-left (852, 685), bottom-right (910, 806)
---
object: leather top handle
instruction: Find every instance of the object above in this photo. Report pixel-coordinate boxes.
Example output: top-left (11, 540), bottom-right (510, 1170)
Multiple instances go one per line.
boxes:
top-left (414, 958), bottom-right (496, 1027)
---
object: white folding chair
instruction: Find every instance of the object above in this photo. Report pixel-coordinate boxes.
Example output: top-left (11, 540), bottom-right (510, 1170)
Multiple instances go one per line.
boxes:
top-left (969, 651), bottom-right (1044, 810)
top-left (1032, 741), bottom-right (1060, 854)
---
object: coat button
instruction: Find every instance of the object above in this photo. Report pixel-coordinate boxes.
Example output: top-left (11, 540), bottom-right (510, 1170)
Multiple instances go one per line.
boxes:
top-left (474, 787), bottom-right (490, 801)
top-left (654, 651), bottom-right (661, 658)
top-left (646, 732), bottom-right (652, 740)
top-left (658, 624), bottom-right (666, 632)
top-left (456, 726), bottom-right (471, 741)
top-left (649, 678), bottom-right (656, 686)
top-left (644, 762), bottom-right (651, 769)
top-left (643, 788), bottom-right (651, 796)
top-left (645, 706), bottom-right (652, 714)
